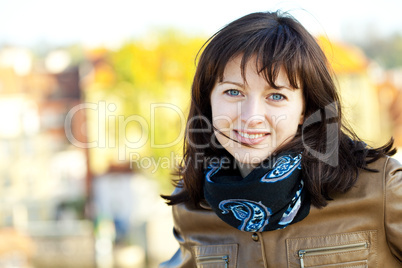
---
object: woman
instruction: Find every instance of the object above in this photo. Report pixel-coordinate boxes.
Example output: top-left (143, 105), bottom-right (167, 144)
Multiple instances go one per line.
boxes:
top-left (161, 11), bottom-right (402, 267)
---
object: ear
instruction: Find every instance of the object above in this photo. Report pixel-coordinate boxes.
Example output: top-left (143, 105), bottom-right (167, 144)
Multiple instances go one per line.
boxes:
top-left (299, 96), bottom-right (305, 125)
top-left (299, 112), bottom-right (304, 125)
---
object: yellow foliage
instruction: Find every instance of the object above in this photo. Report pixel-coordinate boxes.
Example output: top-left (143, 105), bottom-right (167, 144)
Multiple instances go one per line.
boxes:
top-left (83, 31), bottom-right (205, 187)
top-left (317, 36), bottom-right (369, 74)
top-left (94, 62), bottom-right (115, 85)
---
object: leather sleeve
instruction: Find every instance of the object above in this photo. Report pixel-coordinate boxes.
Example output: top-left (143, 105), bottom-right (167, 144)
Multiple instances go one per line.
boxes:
top-left (159, 198), bottom-right (195, 268)
top-left (159, 246), bottom-right (193, 268)
top-left (385, 157), bottom-right (402, 262)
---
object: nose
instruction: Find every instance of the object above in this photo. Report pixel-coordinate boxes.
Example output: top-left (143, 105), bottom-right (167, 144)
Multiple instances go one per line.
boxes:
top-left (240, 97), bottom-right (265, 128)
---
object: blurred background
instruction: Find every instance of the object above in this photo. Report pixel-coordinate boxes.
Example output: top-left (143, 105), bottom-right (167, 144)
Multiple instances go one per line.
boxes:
top-left (0, 0), bottom-right (401, 267)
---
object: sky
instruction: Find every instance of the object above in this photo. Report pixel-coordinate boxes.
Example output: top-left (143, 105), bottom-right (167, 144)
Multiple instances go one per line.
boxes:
top-left (0, 0), bottom-right (402, 47)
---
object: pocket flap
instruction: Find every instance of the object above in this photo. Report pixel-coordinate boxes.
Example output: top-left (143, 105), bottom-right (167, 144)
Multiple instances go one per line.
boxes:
top-left (286, 231), bottom-right (377, 268)
top-left (192, 244), bottom-right (238, 268)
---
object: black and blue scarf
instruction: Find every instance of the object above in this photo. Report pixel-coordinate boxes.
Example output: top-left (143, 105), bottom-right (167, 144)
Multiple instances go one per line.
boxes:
top-left (203, 153), bottom-right (310, 232)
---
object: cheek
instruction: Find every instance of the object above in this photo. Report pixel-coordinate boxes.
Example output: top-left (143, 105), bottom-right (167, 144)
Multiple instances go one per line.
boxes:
top-left (265, 109), bottom-right (289, 129)
top-left (211, 96), bottom-right (223, 118)
top-left (211, 105), bottom-right (237, 128)
top-left (268, 108), bottom-right (303, 133)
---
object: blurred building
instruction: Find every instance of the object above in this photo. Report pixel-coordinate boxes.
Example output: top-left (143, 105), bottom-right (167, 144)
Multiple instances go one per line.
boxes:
top-left (0, 45), bottom-right (179, 268)
top-left (0, 46), bottom-right (94, 267)
top-left (318, 36), bottom-right (398, 147)
top-left (375, 68), bottom-right (402, 148)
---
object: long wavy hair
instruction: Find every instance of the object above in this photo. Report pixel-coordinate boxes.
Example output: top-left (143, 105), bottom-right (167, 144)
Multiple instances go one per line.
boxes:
top-left (162, 11), bottom-right (395, 208)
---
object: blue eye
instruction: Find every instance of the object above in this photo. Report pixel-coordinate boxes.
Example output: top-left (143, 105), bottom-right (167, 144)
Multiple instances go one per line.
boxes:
top-left (270, 94), bottom-right (284, 101)
top-left (226, 89), bottom-right (241, 96)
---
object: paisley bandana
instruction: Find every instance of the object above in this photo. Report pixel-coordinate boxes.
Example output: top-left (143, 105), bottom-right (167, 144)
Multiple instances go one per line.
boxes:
top-left (203, 153), bottom-right (310, 232)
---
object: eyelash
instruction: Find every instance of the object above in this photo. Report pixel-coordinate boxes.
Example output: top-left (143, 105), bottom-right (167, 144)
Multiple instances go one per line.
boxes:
top-left (224, 89), bottom-right (243, 97)
top-left (224, 90), bottom-right (286, 102)
top-left (268, 93), bottom-right (286, 101)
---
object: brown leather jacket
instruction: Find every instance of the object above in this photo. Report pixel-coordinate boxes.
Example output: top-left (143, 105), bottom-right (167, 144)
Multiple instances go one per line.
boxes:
top-left (160, 156), bottom-right (402, 267)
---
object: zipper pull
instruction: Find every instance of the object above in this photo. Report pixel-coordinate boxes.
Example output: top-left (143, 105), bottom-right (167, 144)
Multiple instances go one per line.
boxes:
top-left (222, 255), bottom-right (229, 268)
top-left (298, 250), bottom-right (305, 268)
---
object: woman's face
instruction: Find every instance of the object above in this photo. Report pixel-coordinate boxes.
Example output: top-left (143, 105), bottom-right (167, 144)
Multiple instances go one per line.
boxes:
top-left (210, 55), bottom-right (304, 167)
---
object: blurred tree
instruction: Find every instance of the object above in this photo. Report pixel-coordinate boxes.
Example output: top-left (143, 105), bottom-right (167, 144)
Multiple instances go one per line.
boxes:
top-left (347, 31), bottom-right (402, 69)
top-left (318, 36), bottom-right (391, 147)
top-left (83, 30), bottom-right (205, 190)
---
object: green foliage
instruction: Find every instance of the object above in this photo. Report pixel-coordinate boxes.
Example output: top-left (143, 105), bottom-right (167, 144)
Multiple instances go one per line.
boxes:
top-left (353, 33), bottom-right (402, 69)
top-left (85, 30), bottom-right (205, 189)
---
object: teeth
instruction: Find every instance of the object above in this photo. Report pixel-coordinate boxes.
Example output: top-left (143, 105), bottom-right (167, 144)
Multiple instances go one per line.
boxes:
top-left (237, 131), bottom-right (265, 139)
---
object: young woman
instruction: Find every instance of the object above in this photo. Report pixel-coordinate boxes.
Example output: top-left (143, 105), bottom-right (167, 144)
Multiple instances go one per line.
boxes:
top-left (161, 11), bottom-right (402, 267)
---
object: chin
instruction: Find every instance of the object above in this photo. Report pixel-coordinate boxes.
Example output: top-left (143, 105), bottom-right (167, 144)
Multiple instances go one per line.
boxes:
top-left (233, 152), bottom-right (270, 165)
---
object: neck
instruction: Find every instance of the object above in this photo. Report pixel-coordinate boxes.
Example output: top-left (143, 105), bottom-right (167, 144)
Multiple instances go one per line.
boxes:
top-left (237, 161), bottom-right (256, 178)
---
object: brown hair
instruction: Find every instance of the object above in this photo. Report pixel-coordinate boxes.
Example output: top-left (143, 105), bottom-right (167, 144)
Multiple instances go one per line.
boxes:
top-left (162, 11), bottom-right (395, 208)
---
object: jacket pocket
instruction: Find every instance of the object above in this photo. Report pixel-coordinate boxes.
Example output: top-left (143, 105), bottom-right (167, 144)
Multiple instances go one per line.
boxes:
top-left (192, 244), bottom-right (238, 268)
top-left (298, 260), bottom-right (367, 268)
top-left (286, 231), bottom-right (377, 268)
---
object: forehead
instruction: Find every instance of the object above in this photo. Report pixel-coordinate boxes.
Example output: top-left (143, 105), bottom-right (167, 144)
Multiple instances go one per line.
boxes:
top-left (221, 55), bottom-right (293, 88)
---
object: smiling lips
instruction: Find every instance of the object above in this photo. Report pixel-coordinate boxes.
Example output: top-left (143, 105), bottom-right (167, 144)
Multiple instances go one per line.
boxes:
top-left (234, 130), bottom-right (270, 145)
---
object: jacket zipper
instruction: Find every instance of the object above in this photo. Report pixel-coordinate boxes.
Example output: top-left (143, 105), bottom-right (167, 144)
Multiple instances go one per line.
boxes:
top-left (298, 242), bottom-right (368, 268)
top-left (197, 255), bottom-right (229, 268)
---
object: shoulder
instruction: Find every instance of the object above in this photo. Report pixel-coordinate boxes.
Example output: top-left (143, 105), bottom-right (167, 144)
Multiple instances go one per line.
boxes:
top-left (381, 156), bottom-right (402, 196)
top-left (364, 156), bottom-right (402, 181)
top-left (378, 156), bottom-right (402, 262)
top-left (358, 156), bottom-right (402, 203)
top-left (346, 156), bottom-right (402, 200)
top-left (384, 156), bottom-right (402, 177)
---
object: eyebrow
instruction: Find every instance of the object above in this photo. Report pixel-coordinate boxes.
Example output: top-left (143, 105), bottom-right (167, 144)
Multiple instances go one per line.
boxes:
top-left (219, 80), bottom-right (295, 91)
top-left (219, 81), bottom-right (245, 87)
